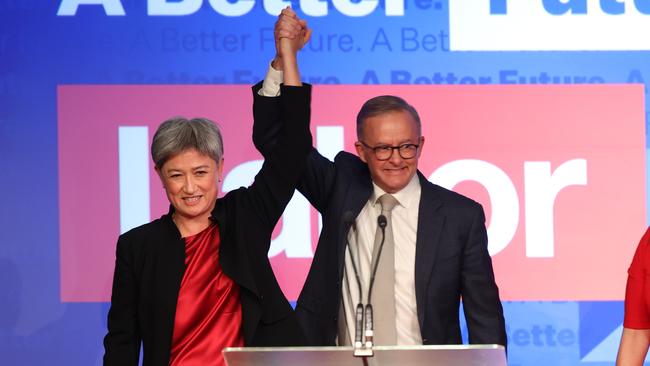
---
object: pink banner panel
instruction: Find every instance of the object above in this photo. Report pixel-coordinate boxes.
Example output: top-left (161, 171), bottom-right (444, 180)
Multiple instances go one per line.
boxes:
top-left (58, 84), bottom-right (646, 302)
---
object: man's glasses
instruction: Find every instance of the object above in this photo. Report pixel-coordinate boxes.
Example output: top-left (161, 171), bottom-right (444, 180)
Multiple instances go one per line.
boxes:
top-left (359, 141), bottom-right (420, 161)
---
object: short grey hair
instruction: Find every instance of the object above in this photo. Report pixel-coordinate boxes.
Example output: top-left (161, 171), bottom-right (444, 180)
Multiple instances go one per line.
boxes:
top-left (356, 95), bottom-right (422, 140)
top-left (151, 117), bottom-right (224, 169)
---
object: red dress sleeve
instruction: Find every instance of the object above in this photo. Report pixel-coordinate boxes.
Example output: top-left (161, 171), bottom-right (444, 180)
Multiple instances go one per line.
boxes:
top-left (624, 227), bottom-right (650, 329)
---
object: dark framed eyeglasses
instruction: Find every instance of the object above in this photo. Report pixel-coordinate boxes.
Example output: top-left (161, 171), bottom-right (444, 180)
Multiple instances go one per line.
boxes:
top-left (359, 141), bottom-right (420, 161)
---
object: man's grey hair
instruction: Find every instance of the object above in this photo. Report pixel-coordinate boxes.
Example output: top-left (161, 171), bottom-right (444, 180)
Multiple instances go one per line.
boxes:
top-left (356, 95), bottom-right (422, 140)
top-left (151, 117), bottom-right (224, 169)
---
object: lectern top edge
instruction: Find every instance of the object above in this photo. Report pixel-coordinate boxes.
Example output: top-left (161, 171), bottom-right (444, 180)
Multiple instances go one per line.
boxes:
top-left (224, 343), bottom-right (505, 353)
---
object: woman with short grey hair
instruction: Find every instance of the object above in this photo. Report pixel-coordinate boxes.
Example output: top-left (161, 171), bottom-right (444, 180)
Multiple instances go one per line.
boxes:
top-left (102, 15), bottom-right (313, 364)
top-left (151, 117), bottom-right (224, 169)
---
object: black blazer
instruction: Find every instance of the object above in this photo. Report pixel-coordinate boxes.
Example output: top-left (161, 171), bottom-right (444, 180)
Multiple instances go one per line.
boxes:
top-left (103, 84), bottom-right (312, 366)
top-left (253, 85), bottom-right (507, 347)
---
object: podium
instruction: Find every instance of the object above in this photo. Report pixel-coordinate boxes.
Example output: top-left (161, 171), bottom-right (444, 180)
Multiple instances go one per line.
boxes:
top-left (223, 344), bottom-right (507, 366)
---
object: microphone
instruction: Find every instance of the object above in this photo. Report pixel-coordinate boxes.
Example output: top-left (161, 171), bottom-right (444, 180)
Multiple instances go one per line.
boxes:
top-left (342, 211), bottom-right (364, 350)
top-left (377, 214), bottom-right (387, 229)
top-left (364, 214), bottom-right (387, 350)
top-left (368, 214), bottom-right (387, 304)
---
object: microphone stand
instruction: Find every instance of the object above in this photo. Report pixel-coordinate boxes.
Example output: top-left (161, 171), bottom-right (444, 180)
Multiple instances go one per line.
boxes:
top-left (342, 212), bottom-right (373, 357)
top-left (354, 214), bottom-right (388, 357)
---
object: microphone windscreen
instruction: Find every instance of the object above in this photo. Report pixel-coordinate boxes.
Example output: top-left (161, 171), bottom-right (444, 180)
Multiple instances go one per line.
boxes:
top-left (377, 214), bottom-right (387, 228)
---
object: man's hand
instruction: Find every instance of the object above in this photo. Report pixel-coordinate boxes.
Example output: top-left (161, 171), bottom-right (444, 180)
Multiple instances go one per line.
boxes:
top-left (272, 7), bottom-right (311, 71)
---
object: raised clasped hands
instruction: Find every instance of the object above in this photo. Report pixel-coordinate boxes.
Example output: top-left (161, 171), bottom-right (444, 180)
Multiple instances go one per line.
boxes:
top-left (272, 7), bottom-right (312, 71)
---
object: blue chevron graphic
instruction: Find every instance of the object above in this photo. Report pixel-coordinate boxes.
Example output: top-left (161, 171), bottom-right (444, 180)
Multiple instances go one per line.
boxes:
top-left (579, 301), bottom-right (624, 360)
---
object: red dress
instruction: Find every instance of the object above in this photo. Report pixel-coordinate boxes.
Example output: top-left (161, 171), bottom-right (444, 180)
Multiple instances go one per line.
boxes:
top-left (169, 224), bottom-right (244, 366)
top-left (624, 227), bottom-right (650, 329)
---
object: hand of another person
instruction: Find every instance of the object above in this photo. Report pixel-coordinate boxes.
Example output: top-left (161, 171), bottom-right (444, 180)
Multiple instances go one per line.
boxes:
top-left (272, 7), bottom-right (311, 71)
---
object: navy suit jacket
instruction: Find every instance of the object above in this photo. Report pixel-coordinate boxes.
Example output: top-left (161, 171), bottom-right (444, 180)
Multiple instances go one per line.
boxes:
top-left (253, 82), bottom-right (506, 347)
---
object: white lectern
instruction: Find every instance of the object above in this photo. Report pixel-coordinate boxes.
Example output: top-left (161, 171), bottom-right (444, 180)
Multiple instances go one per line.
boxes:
top-left (224, 344), bottom-right (507, 366)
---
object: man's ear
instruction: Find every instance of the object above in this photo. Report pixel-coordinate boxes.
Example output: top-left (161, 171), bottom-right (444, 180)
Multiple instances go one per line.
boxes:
top-left (355, 142), bottom-right (368, 164)
top-left (417, 136), bottom-right (425, 158)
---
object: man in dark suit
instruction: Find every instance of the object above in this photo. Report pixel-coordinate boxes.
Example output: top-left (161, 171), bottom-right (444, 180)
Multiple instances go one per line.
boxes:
top-left (254, 9), bottom-right (506, 348)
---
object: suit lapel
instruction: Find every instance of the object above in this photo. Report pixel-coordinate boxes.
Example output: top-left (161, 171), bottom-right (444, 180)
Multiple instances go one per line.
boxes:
top-left (414, 173), bottom-right (444, 327)
top-left (213, 199), bottom-right (259, 298)
top-left (154, 214), bottom-right (187, 359)
top-left (337, 169), bottom-right (373, 282)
